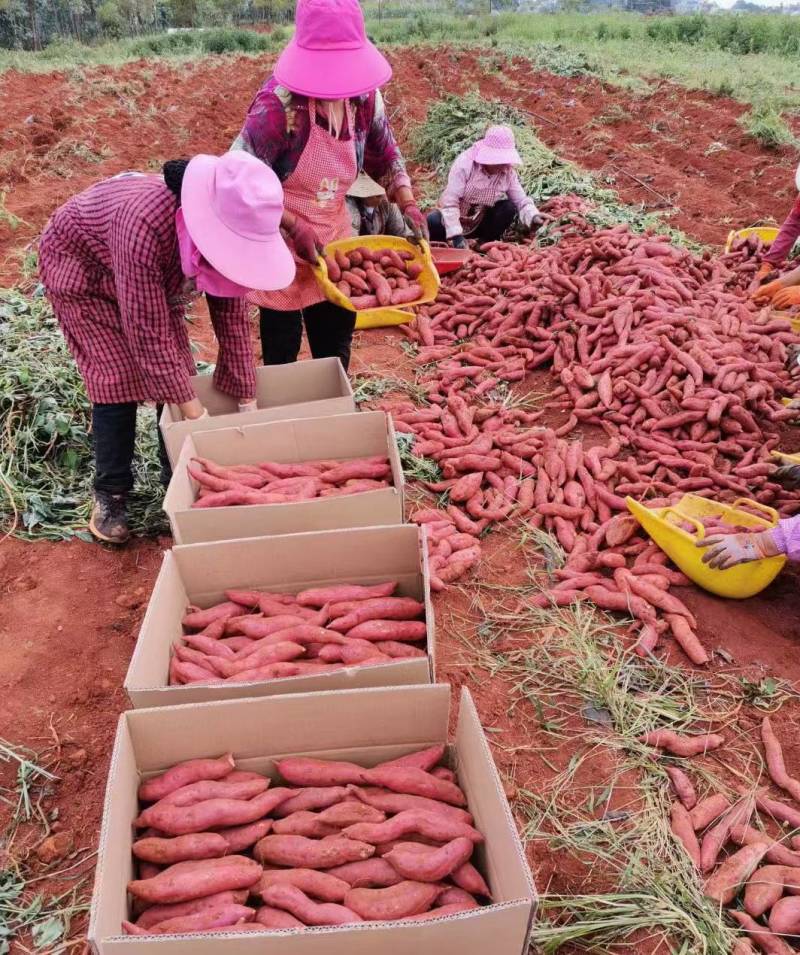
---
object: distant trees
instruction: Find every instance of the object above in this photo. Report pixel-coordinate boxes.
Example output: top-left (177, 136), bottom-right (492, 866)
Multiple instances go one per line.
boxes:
top-left (0, 0), bottom-right (292, 48)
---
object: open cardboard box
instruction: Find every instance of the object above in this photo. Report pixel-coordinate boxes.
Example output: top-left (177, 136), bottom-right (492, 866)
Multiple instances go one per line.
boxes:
top-left (88, 684), bottom-right (536, 954)
top-left (163, 412), bottom-right (404, 546)
top-left (159, 359), bottom-right (355, 469)
top-left (125, 524), bottom-right (435, 707)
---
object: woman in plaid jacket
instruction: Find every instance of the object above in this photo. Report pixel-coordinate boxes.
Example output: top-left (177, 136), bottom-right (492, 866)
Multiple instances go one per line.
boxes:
top-left (39, 152), bottom-right (294, 544)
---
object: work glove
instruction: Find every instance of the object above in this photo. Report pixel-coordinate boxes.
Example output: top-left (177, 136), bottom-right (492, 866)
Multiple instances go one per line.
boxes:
top-left (287, 217), bottom-right (321, 265)
top-left (518, 205), bottom-right (544, 232)
top-left (773, 287), bottom-right (800, 309)
top-left (696, 530), bottom-right (780, 569)
top-left (238, 399), bottom-right (258, 413)
top-left (752, 277), bottom-right (785, 304)
top-left (451, 234), bottom-right (467, 250)
top-left (401, 203), bottom-right (429, 241)
top-left (757, 262), bottom-right (779, 284)
top-left (774, 464), bottom-right (800, 490)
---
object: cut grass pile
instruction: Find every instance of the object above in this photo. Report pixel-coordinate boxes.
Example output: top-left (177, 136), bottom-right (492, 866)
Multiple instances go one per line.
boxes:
top-left (0, 287), bottom-right (167, 540)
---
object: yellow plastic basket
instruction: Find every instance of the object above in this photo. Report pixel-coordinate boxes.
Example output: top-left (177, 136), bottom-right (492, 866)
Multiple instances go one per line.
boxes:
top-left (626, 493), bottom-right (785, 599)
top-left (771, 450), bottom-right (800, 466)
top-left (724, 226), bottom-right (779, 253)
top-left (313, 235), bottom-right (440, 329)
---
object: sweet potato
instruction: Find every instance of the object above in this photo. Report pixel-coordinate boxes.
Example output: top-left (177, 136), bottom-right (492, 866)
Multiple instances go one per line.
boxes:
top-left (670, 802), bottom-right (701, 868)
top-left (215, 819), bottom-right (273, 853)
top-left (272, 811), bottom-right (340, 839)
top-left (273, 786), bottom-right (350, 818)
top-left (316, 802), bottom-right (386, 827)
top-left (138, 754), bottom-right (235, 802)
top-left (329, 598), bottom-right (425, 632)
top-left (690, 794), bottom-right (731, 831)
top-left (703, 842), bottom-right (769, 904)
top-left (127, 856), bottom-right (262, 903)
top-left (345, 620), bottom-right (428, 643)
top-left (377, 744), bottom-right (446, 772)
top-left (666, 767), bottom-right (698, 810)
top-left (384, 837), bottom-right (474, 882)
top-left (297, 582), bottom-right (397, 607)
top-left (261, 883), bottom-right (362, 926)
top-left (349, 786), bottom-right (473, 825)
top-left (255, 906), bottom-right (304, 929)
top-left (276, 757), bottom-right (367, 787)
top-left (761, 717), bottom-right (800, 803)
top-left (135, 891), bottom-right (249, 930)
top-left (158, 776), bottom-right (269, 807)
top-left (451, 861), bottom-right (491, 897)
top-left (769, 896), bottom-right (800, 937)
top-left (137, 788), bottom-right (293, 835)
top-left (363, 766), bottom-right (467, 806)
top-left (132, 833), bottom-right (228, 865)
top-left (254, 834), bottom-right (375, 869)
top-left (343, 808), bottom-right (481, 845)
top-left (145, 903), bottom-right (256, 935)
top-left (700, 797), bottom-right (754, 873)
top-left (344, 881), bottom-right (440, 921)
top-left (638, 730), bottom-right (724, 758)
top-left (258, 869), bottom-right (350, 904)
top-left (730, 826), bottom-right (800, 867)
top-left (728, 909), bottom-right (795, 955)
top-left (744, 865), bottom-right (788, 917)
top-left (326, 858), bottom-right (404, 888)
top-left (182, 605), bottom-right (247, 631)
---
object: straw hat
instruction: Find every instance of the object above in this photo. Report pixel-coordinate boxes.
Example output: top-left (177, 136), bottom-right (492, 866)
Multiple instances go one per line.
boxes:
top-left (347, 172), bottom-right (386, 199)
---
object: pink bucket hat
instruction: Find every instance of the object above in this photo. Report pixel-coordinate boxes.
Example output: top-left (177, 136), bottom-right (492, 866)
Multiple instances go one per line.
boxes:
top-left (474, 125), bottom-right (522, 167)
top-left (274, 0), bottom-right (392, 99)
top-left (181, 152), bottom-right (295, 292)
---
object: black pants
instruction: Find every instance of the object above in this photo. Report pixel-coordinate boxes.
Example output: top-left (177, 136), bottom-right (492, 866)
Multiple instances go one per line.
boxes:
top-left (427, 198), bottom-right (518, 243)
top-left (93, 402), bottom-right (170, 494)
top-left (259, 300), bottom-right (357, 371)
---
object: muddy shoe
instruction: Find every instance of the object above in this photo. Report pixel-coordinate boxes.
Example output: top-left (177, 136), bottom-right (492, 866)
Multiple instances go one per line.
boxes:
top-left (89, 491), bottom-right (130, 544)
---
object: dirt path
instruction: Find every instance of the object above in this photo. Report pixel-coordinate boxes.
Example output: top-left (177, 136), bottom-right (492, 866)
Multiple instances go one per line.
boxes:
top-left (2, 45), bottom-right (800, 953)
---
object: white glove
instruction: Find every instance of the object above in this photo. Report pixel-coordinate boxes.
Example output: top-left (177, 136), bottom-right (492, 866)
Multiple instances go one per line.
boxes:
top-left (696, 531), bottom-right (779, 570)
top-left (238, 399), bottom-right (258, 413)
top-left (518, 204), bottom-right (540, 230)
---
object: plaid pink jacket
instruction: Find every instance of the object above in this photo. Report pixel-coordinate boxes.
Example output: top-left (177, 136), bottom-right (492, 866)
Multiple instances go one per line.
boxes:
top-left (39, 174), bottom-right (256, 405)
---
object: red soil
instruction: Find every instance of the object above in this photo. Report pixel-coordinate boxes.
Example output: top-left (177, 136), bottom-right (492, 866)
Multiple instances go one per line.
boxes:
top-left (2, 45), bottom-right (800, 954)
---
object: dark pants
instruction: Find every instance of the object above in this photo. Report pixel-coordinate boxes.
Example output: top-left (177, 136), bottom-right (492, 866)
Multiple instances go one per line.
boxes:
top-left (259, 301), bottom-right (357, 371)
top-left (427, 198), bottom-right (518, 243)
top-left (93, 402), bottom-right (170, 494)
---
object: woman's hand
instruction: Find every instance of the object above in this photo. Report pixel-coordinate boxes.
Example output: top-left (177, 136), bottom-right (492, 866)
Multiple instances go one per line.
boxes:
top-left (773, 287), bottom-right (800, 309)
top-left (401, 203), bottom-right (428, 241)
top-left (287, 217), bottom-right (321, 264)
top-left (238, 399), bottom-right (258, 413)
top-left (752, 277), bottom-right (786, 303)
top-left (179, 398), bottom-right (208, 420)
top-left (696, 530), bottom-right (780, 569)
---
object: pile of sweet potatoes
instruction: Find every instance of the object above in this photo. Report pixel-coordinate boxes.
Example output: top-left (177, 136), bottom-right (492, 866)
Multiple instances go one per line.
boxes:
top-left (188, 455), bottom-right (392, 509)
top-left (171, 581), bottom-right (428, 687)
top-left (324, 245), bottom-right (425, 310)
top-left (658, 717), bottom-right (800, 951)
top-left (124, 746), bottom-right (490, 935)
top-left (362, 202), bottom-right (799, 660)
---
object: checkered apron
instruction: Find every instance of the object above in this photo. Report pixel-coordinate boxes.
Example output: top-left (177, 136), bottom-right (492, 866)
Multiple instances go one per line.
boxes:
top-left (251, 99), bottom-right (358, 310)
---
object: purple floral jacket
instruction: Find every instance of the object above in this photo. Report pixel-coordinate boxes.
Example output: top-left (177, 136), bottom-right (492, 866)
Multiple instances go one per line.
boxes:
top-left (232, 76), bottom-right (410, 198)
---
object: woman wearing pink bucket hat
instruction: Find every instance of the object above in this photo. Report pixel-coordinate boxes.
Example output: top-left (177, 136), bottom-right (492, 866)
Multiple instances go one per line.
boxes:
top-left (39, 152), bottom-right (294, 544)
top-left (428, 125), bottom-right (544, 248)
top-left (232, 0), bottom-right (426, 371)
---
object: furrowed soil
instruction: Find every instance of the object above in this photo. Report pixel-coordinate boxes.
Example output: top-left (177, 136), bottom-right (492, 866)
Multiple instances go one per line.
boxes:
top-left (1, 44), bottom-right (800, 954)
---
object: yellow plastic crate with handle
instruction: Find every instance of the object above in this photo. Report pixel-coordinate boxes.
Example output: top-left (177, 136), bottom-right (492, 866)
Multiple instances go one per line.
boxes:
top-left (626, 493), bottom-right (785, 599)
top-left (313, 235), bottom-right (440, 330)
top-left (724, 226), bottom-right (779, 253)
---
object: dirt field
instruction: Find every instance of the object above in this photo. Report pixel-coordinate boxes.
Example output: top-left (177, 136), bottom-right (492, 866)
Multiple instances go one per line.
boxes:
top-left (2, 45), bottom-right (800, 954)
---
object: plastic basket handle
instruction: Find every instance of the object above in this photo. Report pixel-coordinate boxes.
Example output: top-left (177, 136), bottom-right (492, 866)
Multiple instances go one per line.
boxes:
top-left (662, 507), bottom-right (705, 540)
top-left (731, 498), bottom-right (778, 527)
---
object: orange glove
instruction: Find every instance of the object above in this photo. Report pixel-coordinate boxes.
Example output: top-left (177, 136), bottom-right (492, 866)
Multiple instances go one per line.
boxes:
top-left (752, 277), bottom-right (785, 303)
top-left (756, 262), bottom-right (778, 283)
top-left (773, 287), bottom-right (800, 309)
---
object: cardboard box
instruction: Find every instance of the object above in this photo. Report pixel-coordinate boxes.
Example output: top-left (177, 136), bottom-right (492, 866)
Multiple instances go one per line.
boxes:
top-left (163, 411), bottom-right (404, 546)
top-left (125, 524), bottom-right (435, 707)
top-left (88, 684), bottom-right (536, 954)
top-left (159, 359), bottom-right (355, 468)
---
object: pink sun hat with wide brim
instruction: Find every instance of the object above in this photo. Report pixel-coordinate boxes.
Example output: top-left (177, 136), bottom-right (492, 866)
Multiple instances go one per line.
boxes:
top-left (181, 152), bottom-right (295, 292)
top-left (474, 125), bottom-right (522, 167)
top-left (274, 0), bottom-right (392, 99)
